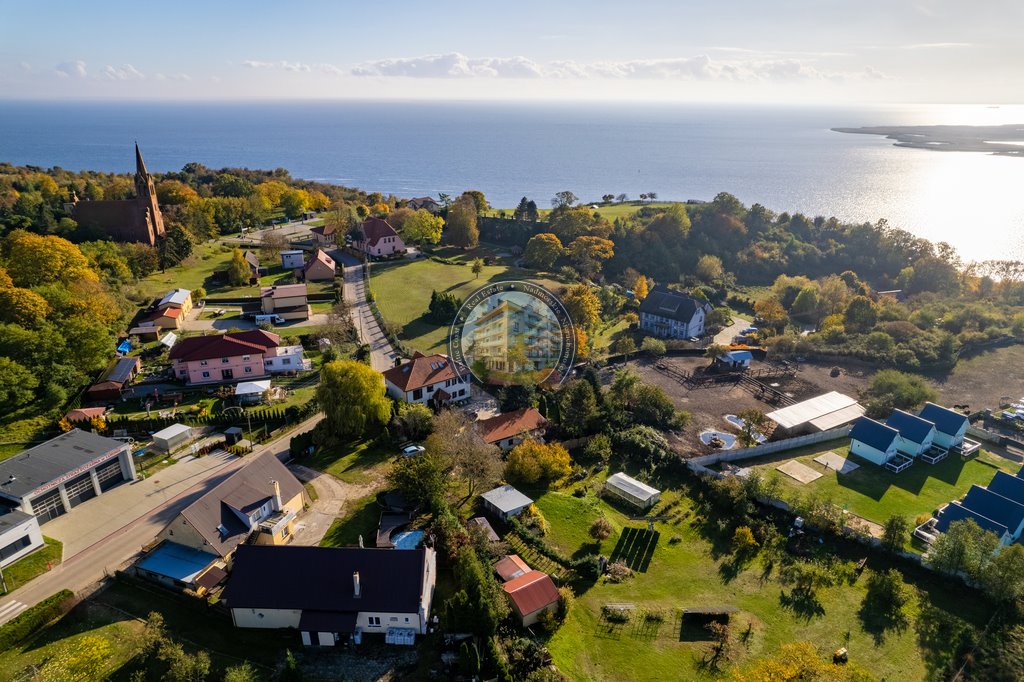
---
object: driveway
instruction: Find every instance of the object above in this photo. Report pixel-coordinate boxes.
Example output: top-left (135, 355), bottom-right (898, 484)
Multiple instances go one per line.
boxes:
top-left (0, 413), bottom-right (323, 625)
top-left (287, 464), bottom-right (378, 546)
top-left (181, 307), bottom-right (328, 333)
top-left (338, 254), bottom-right (399, 372)
top-left (715, 315), bottom-right (752, 346)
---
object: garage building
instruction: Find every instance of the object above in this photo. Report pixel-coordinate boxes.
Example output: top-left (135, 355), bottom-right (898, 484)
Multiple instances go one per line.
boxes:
top-left (765, 391), bottom-right (865, 438)
top-left (0, 430), bottom-right (137, 523)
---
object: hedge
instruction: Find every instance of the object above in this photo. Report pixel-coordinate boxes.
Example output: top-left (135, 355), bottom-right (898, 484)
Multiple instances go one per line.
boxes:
top-left (0, 589), bottom-right (76, 651)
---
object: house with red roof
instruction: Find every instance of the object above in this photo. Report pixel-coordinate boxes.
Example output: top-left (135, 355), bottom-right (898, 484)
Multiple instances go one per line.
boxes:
top-left (477, 408), bottom-right (548, 451)
top-left (169, 330), bottom-right (281, 385)
top-left (382, 352), bottom-right (468, 405)
top-left (352, 217), bottom-right (406, 259)
top-left (502, 570), bottom-right (560, 626)
top-left (310, 223), bottom-right (336, 247)
top-left (299, 249), bottom-right (336, 282)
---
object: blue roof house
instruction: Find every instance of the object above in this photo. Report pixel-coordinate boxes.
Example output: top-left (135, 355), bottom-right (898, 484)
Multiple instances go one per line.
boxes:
top-left (988, 471), bottom-right (1024, 507)
top-left (918, 403), bottom-right (969, 449)
top-left (960, 484), bottom-right (1024, 541)
top-left (936, 502), bottom-right (1011, 543)
top-left (717, 350), bottom-right (752, 369)
top-left (849, 418), bottom-right (900, 466)
top-left (885, 410), bottom-right (937, 458)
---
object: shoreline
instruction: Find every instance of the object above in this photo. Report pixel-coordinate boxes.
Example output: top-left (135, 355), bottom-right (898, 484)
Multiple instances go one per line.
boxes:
top-left (833, 124), bottom-right (1024, 156)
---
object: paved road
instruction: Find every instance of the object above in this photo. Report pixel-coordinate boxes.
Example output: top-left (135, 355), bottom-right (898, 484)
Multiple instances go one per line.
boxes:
top-left (338, 253), bottom-right (398, 372)
top-left (715, 315), bottom-right (753, 346)
top-left (0, 413), bottom-right (323, 625)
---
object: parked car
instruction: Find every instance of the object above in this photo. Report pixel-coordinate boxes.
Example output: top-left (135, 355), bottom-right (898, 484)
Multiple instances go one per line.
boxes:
top-left (400, 443), bottom-right (425, 457)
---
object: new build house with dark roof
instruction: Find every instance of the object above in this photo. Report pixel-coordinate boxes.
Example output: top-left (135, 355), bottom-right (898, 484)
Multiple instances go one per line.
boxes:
top-left (849, 417), bottom-right (900, 466)
top-left (885, 410), bottom-right (937, 458)
top-left (383, 352), bottom-right (468, 405)
top-left (987, 471), bottom-right (1024, 507)
top-left (918, 402), bottom-right (970, 449)
top-left (929, 470), bottom-right (1024, 547)
top-left (0, 430), bottom-right (136, 523)
top-left (223, 545), bottom-right (436, 647)
top-left (85, 356), bottom-right (141, 402)
top-left (638, 285), bottom-right (712, 340)
top-left (959, 485), bottom-right (1024, 540)
top-left (935, 501), bottom-right (1011, 542)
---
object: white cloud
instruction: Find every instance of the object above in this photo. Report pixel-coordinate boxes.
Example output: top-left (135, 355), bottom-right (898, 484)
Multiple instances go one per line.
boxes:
top-left (243, 60), bottom-right (343, 75)
top-left (155, 72), bottom-right (192, 81)
top-left (102, 64), bottom-right (144, 80)
top-left (55, 60), bottom-right (87, 78)
top-left (350, 52), bottom-right (884, 82)
top-left (901, 42), bottom-right (972, 49)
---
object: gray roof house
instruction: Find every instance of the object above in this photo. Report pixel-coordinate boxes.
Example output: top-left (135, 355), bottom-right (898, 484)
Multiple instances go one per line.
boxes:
top-left (638, 285), bottom-right (712, 340)
top-left (480, 485), bottom-right (533, 521)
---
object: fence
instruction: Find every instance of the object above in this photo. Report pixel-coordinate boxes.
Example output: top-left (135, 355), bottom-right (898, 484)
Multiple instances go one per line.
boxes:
top-left (687, 425), bottom-right (853, 470)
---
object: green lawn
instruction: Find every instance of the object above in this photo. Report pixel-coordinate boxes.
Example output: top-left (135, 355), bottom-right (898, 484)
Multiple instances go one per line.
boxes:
top-left (751, 441), bottom-right (1018, 524)
top-left (320, 494), bottom-right (381, 548)
top-left (302, 438), bottom-right (393, 485)
top-left (535, 483), bottom-right (985, 681)
top-left (369, 257), bottom-right (563, 354)
top-left (136, 242), bottom-right (236, 300)
top-left (2, 537), bottom-right (62, 592)
top-left (487, 201), bottom-right (681, 223)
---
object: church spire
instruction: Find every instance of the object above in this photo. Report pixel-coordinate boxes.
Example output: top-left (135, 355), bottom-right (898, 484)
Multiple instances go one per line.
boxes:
top-left (135, 142), bottom-right (149, 177)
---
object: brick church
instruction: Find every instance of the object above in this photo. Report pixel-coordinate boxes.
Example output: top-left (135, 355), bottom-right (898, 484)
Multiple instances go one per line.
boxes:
top-left (71, 144), bottom-right (166, 246)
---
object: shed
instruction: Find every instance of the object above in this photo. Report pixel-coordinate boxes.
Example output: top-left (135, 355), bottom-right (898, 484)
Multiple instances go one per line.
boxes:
top-left (152, 423), bottom-right (195, 453)
top-left (849, 417), bottom-right (900, 465)
top-left (767, 391), bottom-right (865, 436)
top-left (604, 472), bottom-right (661, 510)
top-left (281, 250), bottom-right (305, 269)
top-left (480, 485), bottom-right (533, 521)
top-left (494, 554), bottom-right (532, 582)
top-left (503, 570), bottom-right (560, 627)
top-left (234, 379), bottom-right (272, 405)
top-left (717, 350), bottom-right (752, 369)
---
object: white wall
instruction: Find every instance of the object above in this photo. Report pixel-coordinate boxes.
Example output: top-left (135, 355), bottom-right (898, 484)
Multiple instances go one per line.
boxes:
top-left (850, 439), bottom-right (893, 465)
top-left (0, 515), bottom-right (44, 568)
top-left (232, 607), bottom-right (302, 629)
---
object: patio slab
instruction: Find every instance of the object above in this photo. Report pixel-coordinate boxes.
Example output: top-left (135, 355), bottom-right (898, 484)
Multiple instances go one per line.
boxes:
top-left (776, 460), bottom-right (823, 484)
top-left (814, 451), bottom-right (860, 474)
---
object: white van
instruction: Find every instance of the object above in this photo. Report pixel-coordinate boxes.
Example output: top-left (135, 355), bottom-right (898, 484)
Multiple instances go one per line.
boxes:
top-left (254, 314), bottom-right (285, 325)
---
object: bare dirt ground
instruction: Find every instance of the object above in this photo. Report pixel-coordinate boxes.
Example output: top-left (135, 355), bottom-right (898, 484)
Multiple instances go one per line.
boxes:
top-left (604, 356), bottom-right (874, 456)
top-left (929, 345), bottom-right (1024, 411)
top-left (288, 464), bottom-right (379, 546)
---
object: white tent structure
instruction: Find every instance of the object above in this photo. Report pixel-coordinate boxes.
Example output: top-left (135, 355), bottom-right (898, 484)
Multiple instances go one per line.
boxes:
top-left (234, 379), bottom-right (272, 404)
top-left (604, 472), bottom-right (661, 510)
top-left (766, 391), bottom-right (864, 437)
top-left (152, 423), bottom-right (195, 453)
top-left (159, 331), bottom-right (178, 349)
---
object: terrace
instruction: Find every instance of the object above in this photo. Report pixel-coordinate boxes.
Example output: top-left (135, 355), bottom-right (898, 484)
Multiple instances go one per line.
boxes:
top-left (884, 453), bottom-right (914, 473)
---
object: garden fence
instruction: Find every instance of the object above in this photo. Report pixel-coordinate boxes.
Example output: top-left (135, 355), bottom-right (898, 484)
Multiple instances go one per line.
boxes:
top-left (686, 425), bottom-right (853, 470)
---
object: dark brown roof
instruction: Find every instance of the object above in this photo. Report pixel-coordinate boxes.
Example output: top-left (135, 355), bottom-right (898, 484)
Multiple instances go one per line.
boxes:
top-left (477, 408), bottom-right (547, 444)
top-left (359, 217), bottom-right (399, 247)
top-left (260, 283), bottom-right (308, 299)
top-left (195, 566), bottom-right (227, 591)
top-left (503, 570), bottom-right (559, 617)
top-left (382, 352), bottom-right (460, 392)
top-left (168, 331), bottom-right (279, 363)
top-left (243, 250), bottom-right (260, 270)
top-left (223, 545), bottom-right (430, 614)
top-left (178, 452), bottom-right (304, 557)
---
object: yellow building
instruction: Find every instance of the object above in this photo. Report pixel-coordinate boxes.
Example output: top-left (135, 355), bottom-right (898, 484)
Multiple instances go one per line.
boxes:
top-left (469, 299), bottom-right (559, 373)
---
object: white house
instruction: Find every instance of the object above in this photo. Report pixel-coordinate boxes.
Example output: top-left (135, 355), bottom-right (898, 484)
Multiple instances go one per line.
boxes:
top-left (264, 345), bottom-right (312, 373)
top-left (849, 417), bottom-right (900, 465)
top-left (885, 409), bottom-right (937, 458)
top-left (281, 250), bottom-right (305, 270)
top-left (918, 403), bottom-right (970, 450)
top-left (638, 285), bottom-right (712, 340)
top-left (477, 408), bottom-right (548, 451)
top-left (223, 545), bottom-right (436, 647)
top-left (382, 352), bottom-right (468, 406)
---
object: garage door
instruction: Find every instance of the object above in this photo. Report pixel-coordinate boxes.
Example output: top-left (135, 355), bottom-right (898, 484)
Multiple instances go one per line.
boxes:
top-left (32, 489), bottom-right (66, 524)
top-left (95, 459), bottom-right (125, 492)
top-left (64, 473), bottom-right (97, 509)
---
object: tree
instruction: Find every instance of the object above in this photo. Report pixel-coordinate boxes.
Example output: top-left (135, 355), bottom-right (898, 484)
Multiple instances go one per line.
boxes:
top-left (928, 518), bottom-right (1000, 578)
top-left (426, 409), bottom-right (501, 497)
top-left (559, 380), bottom-right (599, 437)
top-left (446, 196), bottom-right (479, 248)
top-left (227, 249), bottom-right (251, 286)
top-left (612, 336), bottom-right (636, 361)
top-left (647, 191), bottom-right (658, 202)
top-left (736, 409), bottom-right (767, 447)
top-left (732, 641), bottom-right (874, 682)
top-left (640, 336), bottom-right (666, 357)
top-left (402, 208), bottom-right (444, 245)
top-left (6, 232), bottom-right (96, 287)
top-left (569, 236), bottom-right (615, 278)
top-left (561, 284), bottom-right (600, 328)
top-left (316, 360), bottom-right (391, 439)
top-left (732, 526), bottom-right (759, 557)
top-left (471, 258), bottom-right (484, 278)
top-left (498, 383), bottom-right (537, 412)
top-left (843, 295), bottom-right (878, 333)
top-left (584, 433), bottom-right (612, 464)
top-left (753, 298), bottom-right (787, 326)
top-left (0, 287), bottom-right (51, 327)
top-left (523, 233), bottom-right (564, 270)
top-left (981, 543), bottom-right (1024, 602)
top-left (260, 230), bottom-right (289, 262)
top-left (513, 196), bottom-right (531, 221)
top-left (505, 439), bottom-right (571, 486)
top-left (526, 200), bottom-right (539, 221)
top-left (192, 286), bottom-right (206, 302)
top-left (391, 402), bottom-right (434, 442)
top-left (696, 254), bottom-right (726, 284)
top-left (589, 517), bottom-right (613, 543)
top-left (632, 275), bottom-right (649, 300)
top-left (388, 450), bottom-right (450, 509)
top-left (212, 173), bottom-right (255, 197)
top-left (790, 286), bottom-right (820, 323)
top-left (224, 662), bottom-right (259, 682)
top-left (551, 190), bottom-right (578, 208)
top-left (460, 190), bottom-right (489, 214)
top-left (601, 194), bottom-right (615, 203)
top-left (280, 188), bottom-right (311, 219)
top-left (881, 514), bottom-right (910, 553)
top-left (862, 568), bottom-right (910, 623)
top-left (862, 369), bottom-right (939, 418)
top-left (616, 193), bottom-right (628, 203)
top-left (428, 290), bottom-right (462, 325)
top-left (158, 639), bottom-right (210, 682)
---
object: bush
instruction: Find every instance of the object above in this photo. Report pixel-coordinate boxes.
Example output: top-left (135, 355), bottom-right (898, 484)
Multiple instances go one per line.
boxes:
top-left (640, 337), bottom-right (666, 357)
top-left (0, 589), bottom-right (75, 651)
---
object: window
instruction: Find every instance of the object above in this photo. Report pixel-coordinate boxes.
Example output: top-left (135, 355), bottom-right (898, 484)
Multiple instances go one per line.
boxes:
top-left (202, 371), bottom-right (210, 379)
top-left (390, 617), bottom-right (398, 622)
top-left (222, 358), bottom-right (230, 364)
top-left (368, 616), bottom-right (381, 627)
top-left (179, 369), bottom-right (187, 376)
top-left (200, 360), bottom-right (208, 367)
top-left (412, 388), bottom-right (423, 400)
top-left (0, 535), bottom-right (31, 562)
top-left (242, 355), bottom-right (250, 361)
top-left (427, 385), bottom-right (434, 393)
top-left (244, 367), bottom-right (253, 373)
top-left (282, 358), bottom-right (291, 365)
top-left (282, 526), bottom-right (290, 538)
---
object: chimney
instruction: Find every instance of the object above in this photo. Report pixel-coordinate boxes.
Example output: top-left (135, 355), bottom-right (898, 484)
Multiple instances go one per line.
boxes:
top-left (353, 571), bottom-right (361, 598)
top-left (271, 480), bottom-right (282, 511)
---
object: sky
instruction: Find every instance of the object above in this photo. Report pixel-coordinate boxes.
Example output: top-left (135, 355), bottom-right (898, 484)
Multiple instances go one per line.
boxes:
top-left (1, 0), bottom-right (1020, 104)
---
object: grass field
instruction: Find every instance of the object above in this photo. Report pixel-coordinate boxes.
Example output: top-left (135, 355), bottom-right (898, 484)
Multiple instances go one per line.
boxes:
top-left (535, 483), bottom-right (986, 681)
top-left (369, 257), bottom-right (563, 354)
top-left (487, 201), bottom-right (681, 223)
top-left (320, 494), bottom-right (381, 548)
top-left (749, 440), bottom-right (1018, 524)
top-left (303, 438), bottom-right (393, 485)
top-left (2, 537), bottom-right (62, 592)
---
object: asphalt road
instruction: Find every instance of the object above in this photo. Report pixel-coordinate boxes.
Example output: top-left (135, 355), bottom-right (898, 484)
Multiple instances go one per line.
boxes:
top-left (0, 413), bottom-right (323, 625)
top-left (338, 253), bottom-right (399, 372)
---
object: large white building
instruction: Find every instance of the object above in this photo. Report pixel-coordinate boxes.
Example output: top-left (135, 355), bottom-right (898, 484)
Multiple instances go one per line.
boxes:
top-left (638, 285), bottom-right (712, 339)
top-left (382, 352), bottom-right (468, 405)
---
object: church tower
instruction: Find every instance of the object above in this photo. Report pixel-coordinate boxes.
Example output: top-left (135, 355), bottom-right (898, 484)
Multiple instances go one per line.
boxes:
top-left (133, 143), bottom-right (165, 242)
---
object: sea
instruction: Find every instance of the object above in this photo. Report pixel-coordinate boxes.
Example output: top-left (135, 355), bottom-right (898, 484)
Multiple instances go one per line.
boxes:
top-left (1, 99), bottom-right (1023, 263)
